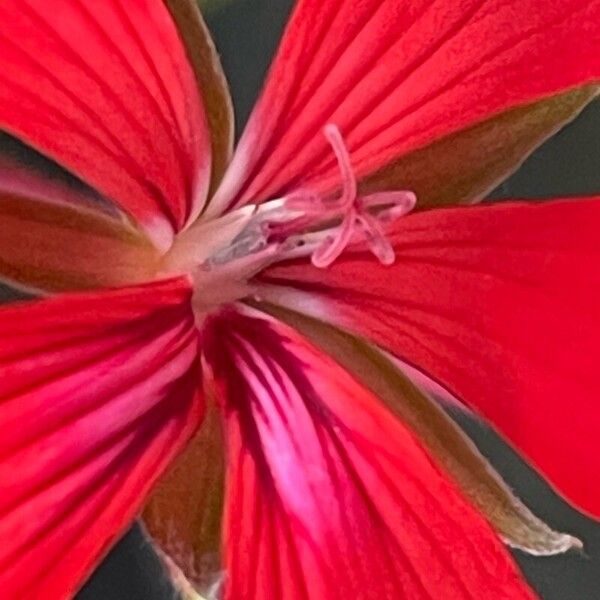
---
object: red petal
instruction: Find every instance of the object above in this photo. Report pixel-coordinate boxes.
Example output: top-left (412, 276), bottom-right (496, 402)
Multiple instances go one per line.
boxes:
top-left (259, 197), bottom-right (600, 518)
top-left (0, 278), bottom-right (203, 599)
top-left (209, 0), bottom-right (600, 216)
top-left (0, 0), bottom-right (211, 248)
top-left (203, 309), bottom-right (536, 600)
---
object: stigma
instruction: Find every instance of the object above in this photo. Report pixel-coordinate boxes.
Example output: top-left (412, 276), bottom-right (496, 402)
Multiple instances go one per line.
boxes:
top-left (162, 124), bottom-right (416, 314)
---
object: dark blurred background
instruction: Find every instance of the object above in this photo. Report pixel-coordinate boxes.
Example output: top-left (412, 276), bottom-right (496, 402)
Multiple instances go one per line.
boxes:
top-left (2, 0), bottom-right (597, 598)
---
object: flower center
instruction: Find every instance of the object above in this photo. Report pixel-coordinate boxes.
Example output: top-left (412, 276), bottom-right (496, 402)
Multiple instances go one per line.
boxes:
top-left (163, 124), bottom-right (416, 316)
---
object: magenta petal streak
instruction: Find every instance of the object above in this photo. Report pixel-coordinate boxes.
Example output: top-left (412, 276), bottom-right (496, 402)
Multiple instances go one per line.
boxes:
top-left (202, 309), bottom-right (536, 600)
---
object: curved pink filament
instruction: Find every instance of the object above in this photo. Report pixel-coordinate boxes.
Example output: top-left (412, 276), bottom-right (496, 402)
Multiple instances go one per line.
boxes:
top-left (356, 212), bottom-right (395, 265)
top-left (323, 124), bottom-right (358, 209)
top-left (311, 208), bottom-right (358, 268)
top-left (276, 125), bottom-right (416, 268)
top-left (360, 191), bottom-right (417, 220)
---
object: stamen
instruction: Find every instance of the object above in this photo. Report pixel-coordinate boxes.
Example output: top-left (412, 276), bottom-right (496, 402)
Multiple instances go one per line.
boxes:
top-left (289, 124), bottom-right (416, 268)
top-left (356, 212), bottom-right (395, 265)
top-left (311, 206), bottom-right (358, 268)
top-left (323, 123), bottom-right (357, 210)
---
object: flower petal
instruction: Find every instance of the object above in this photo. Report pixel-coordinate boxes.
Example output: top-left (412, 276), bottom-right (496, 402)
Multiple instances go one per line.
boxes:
top-left (265, 305), bottom-right (582, 556)
top-left (203, 309), bottom-right (537, 600)
top-left (258, 196), bottom-right (600, 518)
top-left (0, 0), bottom-right (212, 248)
top-left (209, 0), bottom-right (600, 215)
top-left (0, 278), bottom-right (203, 599)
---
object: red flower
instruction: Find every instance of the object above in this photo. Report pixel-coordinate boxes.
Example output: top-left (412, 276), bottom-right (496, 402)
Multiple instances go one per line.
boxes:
top-left (0, 1), bottom-right (598, 598)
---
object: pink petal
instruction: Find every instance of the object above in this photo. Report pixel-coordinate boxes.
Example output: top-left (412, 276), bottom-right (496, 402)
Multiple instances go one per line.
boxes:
top-left (0, 0), bottom-right (211, 248)
top-left (259, 196), bottom-right (600, 518)
top-left (203, 309), bottom-right (537, 599)
top-left (210, 0), bottom-right (600, 216)
top-left (0, 277), bottom-right (203, 599)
